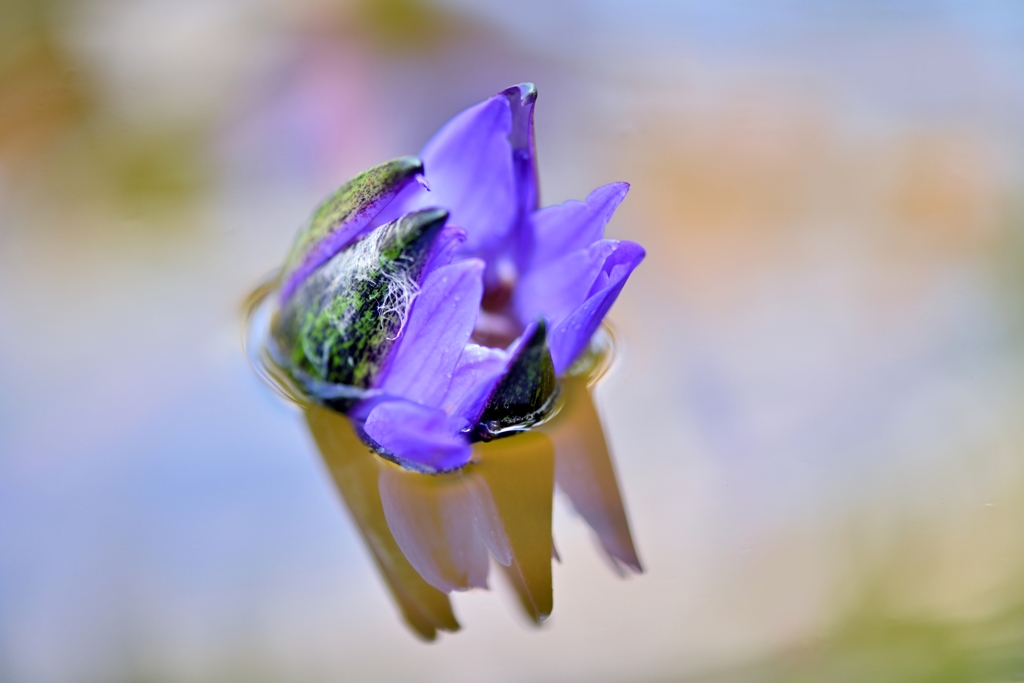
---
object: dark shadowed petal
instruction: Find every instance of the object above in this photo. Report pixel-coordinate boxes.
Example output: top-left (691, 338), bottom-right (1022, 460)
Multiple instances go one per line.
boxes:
top-left (374, 96), bottom-right (516, 255)
top-left (548, 241), bottom-right (645, 374)
top-left (374, 259), bottom-right (484, 407)
top-left (475, 321), bottom-right (557, 438)
top-left (530, 182), bottom-right (629, 270)
top-left (364, 400), bottom-right (473, 472)
top-left (515, 240), bottom-right (619, 328)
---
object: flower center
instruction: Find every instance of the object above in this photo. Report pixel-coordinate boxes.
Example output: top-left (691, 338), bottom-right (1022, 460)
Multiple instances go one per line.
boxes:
top-left (475, 262), bottom-right (522, 348)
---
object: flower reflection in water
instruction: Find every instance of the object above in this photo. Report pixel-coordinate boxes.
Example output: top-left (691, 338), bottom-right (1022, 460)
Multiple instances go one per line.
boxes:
top-left (246, 279), bottom-right (641, 638)
top-left (303, 329), bottom-right (640, 639)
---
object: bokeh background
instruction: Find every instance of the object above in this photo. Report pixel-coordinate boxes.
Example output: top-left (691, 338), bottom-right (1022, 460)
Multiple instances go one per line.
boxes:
top-left (4, 1), bottom-right (1024, 681)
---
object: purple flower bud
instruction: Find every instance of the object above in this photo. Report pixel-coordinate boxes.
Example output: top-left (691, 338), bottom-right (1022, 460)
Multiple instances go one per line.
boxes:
top-left (268, 83), bottom-right (644, 471)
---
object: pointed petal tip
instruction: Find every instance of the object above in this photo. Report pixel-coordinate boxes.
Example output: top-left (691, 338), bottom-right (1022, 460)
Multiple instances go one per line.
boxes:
top-left (503, 82), bottom-right (537, 104)
top-left (588, 181), bottom-right (630, 207)
top-left (376, 155), bottom-right (427, 191)
top-left (392, 155), bottom-right (425, 175)
top-left (604, 238), bottom-right (646, 265)
top-left (623, 239), bottom-right (646, 262)
top-left (617, 557), bottom-right (644, 575)
top-left (609, 545), bottom-right (644, 574)
top-left (501, 83), bottom-right (538, 157)
top-left (415, 206), bottom-right (450, 224)
top-left (531, 316), bottom-right (547, 337)
top-left (415, 629), bottom-right (438, 642)
top-left (393, 207), bottom-right (450, 246)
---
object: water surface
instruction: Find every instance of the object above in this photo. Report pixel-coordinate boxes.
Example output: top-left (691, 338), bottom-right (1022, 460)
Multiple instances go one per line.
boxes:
top-left (3, 1), bottom-right (1024, 681)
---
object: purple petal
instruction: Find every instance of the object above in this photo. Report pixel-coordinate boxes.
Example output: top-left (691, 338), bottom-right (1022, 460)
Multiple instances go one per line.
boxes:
top-left (502, 83), bottom-right (539, 215)
top-left (515, 240), bottom-right (619, 328)
top-left (442, 344), bottom-right (508, 419)
top-left (548, 241), bottom-right (645, 374)
top-left (499, 84), bottom-right (540, 278)
top-left (375, 95), bottom-right (516, 255)
top-left (456, 84), bottom-right (541, 296)
top-left (374, 259), bottom-right (485, 407)
top-left (363, 400), bottom-right (472, 472)
top-left (530, 182), bottom-right (629, 269)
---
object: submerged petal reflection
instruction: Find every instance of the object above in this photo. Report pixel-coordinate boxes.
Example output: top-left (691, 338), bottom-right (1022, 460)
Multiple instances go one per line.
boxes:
top-left (298, 340), bottom-right (638, 636)
top-left (306, 405), bottom-right (459, 640)
top-left (380, 432), bottom-right (555, 621)
top-left (378, 466), bottom-right (498, 594)
top-left (472, 432), bottom-right (555, 623)
top-left (543, 374), bottom-right (643, 574)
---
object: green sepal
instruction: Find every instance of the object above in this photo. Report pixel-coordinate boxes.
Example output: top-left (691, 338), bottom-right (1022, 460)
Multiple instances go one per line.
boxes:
top-left (272, 208), bottom-right (448, 405)
top-left (280, 156), bottom-right (424, 301)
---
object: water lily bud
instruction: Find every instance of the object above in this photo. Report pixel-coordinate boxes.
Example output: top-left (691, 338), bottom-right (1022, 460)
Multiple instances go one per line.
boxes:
top-left (252, 83), bottom-right (644, 472)
top-left (280, 156), bottom-right (425, 303)
top-left (273, 208), bottom-right (449, 403)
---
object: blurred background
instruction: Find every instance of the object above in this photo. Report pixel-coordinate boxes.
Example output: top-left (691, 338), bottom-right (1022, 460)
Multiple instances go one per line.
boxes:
top-left (3, 1), bottom-right (1024, 681)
